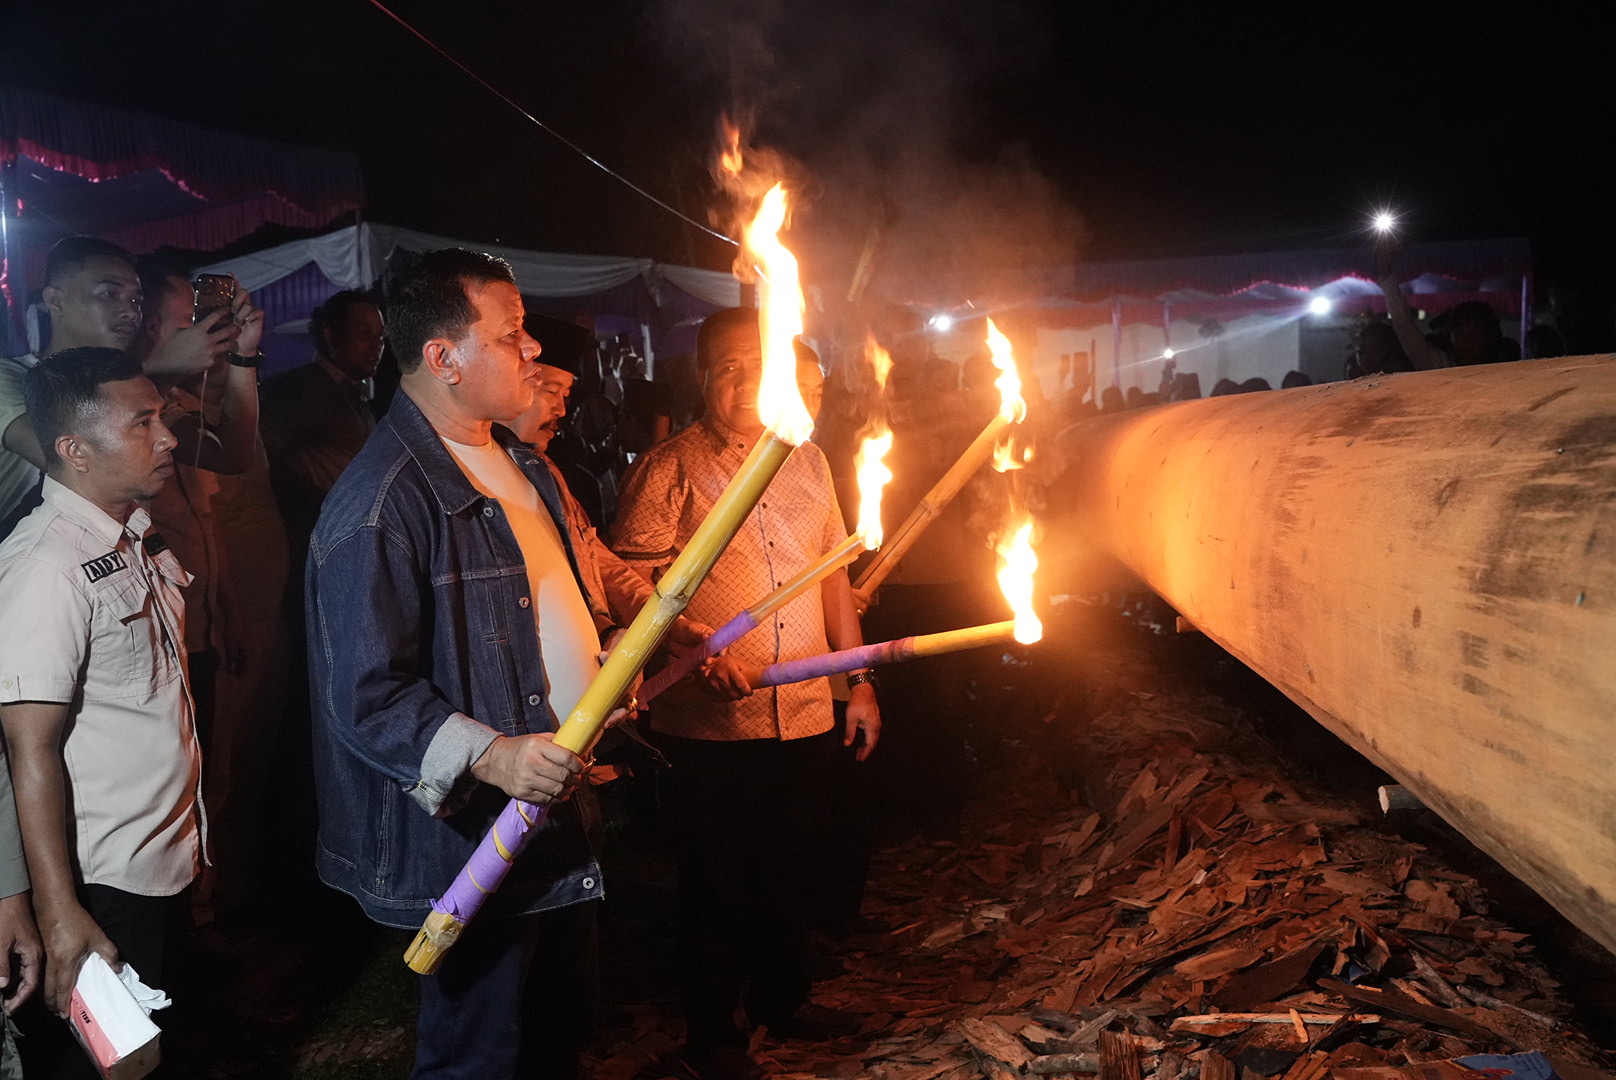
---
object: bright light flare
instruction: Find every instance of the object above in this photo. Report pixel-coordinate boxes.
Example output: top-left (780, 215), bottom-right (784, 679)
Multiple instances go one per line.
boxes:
top-left (742, 184), bottom-right (814, 446)
top-left (1163, 347), bottom-right (1176, 360)
top-left (929, 313), bottom-right (954, 332)
top-left (1372, 210), bottom-right (1397, 234)
top-left (1308, 296), bottom-right (1333, 316)
top-left (984, 318), bottom-right (1026, 424)
top-left (853, 430), bottom-right (894, 549)
top-left (996, 520), bottom-right (1043, 645)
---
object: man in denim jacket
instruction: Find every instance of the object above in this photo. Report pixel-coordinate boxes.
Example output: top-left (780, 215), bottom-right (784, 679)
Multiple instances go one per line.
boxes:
top-left (306, 249), bottom-right (615, 1079)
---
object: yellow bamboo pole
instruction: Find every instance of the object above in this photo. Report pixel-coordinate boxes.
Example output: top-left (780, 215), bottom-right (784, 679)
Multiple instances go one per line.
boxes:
top-left (760, 533), bottom-right (864, 619)
top-left (550, 430), bottom-right (798, 753)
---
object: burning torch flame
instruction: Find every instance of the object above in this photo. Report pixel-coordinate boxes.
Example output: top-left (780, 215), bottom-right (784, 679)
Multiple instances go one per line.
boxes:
top-left (984, 318), bottom-right (1027, 425)
top-left (743, 184), bottom-right (815, 446)
top-left (865, 335), bottom-right (894, 392)
top-left (996, 520), bottom-right (1043, 645)
top-left (720, 118), bottom-right (744, 176)
top-left (993, 434), bottom-right (1027, 473)
top-left (853, 430), bottom-right (894, 550)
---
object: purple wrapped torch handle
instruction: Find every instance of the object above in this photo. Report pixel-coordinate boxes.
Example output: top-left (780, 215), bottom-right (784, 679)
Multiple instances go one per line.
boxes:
top-left (748, 620), bottom-right (1019, 689)
top-left (434, 797), bottom-right (547, 920)
top-left (432, 597), bottom-right (770, 922)
top-left (749, 636), bottom-right (921, 688)
top-left (635, 609), bottom-right (759, 706)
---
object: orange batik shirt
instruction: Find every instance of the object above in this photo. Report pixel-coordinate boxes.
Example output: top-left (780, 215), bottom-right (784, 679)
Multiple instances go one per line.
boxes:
top-left (611, 417), bottom-right (846, 742)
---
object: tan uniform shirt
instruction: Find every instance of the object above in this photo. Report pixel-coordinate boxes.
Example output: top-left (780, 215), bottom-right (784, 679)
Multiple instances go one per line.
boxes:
top-left (0, 478), bottom-right (204, 895)
top-left (612, 417), bottom-right (846, 741)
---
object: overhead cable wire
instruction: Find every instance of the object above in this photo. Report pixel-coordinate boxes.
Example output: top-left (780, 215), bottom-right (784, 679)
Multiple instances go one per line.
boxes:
top-left (365, 0), bottom-right (739, 248)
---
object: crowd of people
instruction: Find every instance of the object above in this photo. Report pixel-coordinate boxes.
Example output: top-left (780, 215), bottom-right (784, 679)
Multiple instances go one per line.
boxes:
top-left (0, 228), bottom-right (1598, 1080)
top-left (0, 237), bottom-right (900, 1080)
top-left (1057, 239), bottom-right (1585, 421)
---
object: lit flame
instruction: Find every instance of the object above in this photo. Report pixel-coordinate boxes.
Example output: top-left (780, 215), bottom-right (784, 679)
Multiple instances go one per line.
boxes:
top-left (993, 435), bottom-right (1035, 473)
top-left (985, 317), bottom-right (1027, 424)
top-left (996, 519), bottom-right (1043, 644)
top-left (720, 118), bottom-right (744, 176)
top-left (993, 433), bottom-right (1022, 473)
top-left (865, 335), bottom-right (894, 391)
top-left (853, 429), bottom-right (894, 549)
top-left (743, 184), bottom-right (814, 446)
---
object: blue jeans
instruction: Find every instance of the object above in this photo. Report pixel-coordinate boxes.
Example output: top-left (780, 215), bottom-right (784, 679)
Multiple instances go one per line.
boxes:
top-left (414, 898), bottom-right (599, 1080)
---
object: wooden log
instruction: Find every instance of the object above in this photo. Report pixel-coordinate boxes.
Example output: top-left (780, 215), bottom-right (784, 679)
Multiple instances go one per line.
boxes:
top-left (1029, 1053), bottom-right (1102, 1075)
top-left (1317, 978), bottom-right (1515, 1047)
top-left (957, 1018), bottom-right (1035, 1070)
top-left (1099, 1030), bottom-right (1142, 1080)
top-left (1171, 1013), bottom-right (1380, 1029)
top-left (1199, 1050), bottom-right (1237, 1080)
top-left (1047, 356), bottom-right (1616, 956)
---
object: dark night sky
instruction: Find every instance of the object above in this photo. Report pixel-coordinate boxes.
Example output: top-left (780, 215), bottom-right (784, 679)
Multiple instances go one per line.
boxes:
top-left (2, 1), bottom-right (1610, 294)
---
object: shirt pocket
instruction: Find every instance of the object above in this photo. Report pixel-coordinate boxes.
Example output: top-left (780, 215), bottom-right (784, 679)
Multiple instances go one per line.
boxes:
top-left (90, 572), bottom-right (167, 691)
top-left (456, 569), bottom-right (526, 732)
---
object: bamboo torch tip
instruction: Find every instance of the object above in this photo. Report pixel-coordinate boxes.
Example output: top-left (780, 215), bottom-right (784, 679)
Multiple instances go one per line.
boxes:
top-left (403, 911), bottom-right (467, 974)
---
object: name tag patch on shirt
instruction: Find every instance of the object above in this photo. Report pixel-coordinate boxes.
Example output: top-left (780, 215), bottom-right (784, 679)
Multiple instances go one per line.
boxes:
top-left (80, 551), bottom-right (127, 583)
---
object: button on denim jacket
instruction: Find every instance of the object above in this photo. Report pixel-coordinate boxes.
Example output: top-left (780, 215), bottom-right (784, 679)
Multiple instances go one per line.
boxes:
top-left (306, 391), bottom-right (602, 928)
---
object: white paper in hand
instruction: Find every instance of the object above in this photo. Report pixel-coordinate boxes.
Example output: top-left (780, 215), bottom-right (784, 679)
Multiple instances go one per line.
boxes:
top-left (68, 953), bottom-right (167, 1080)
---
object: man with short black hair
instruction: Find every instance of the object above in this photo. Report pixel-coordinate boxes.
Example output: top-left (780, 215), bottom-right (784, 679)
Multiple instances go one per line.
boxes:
top-left (261, 290), bottom-right (385, 560)
top-left (1, 237), bottom-right (243, 536)
top-left (1, 236), bottom-right (146, 534)
top-left (0, 348), bottom-right (203, 1076)
top-left (308, 250), bottom-right (666, 1079)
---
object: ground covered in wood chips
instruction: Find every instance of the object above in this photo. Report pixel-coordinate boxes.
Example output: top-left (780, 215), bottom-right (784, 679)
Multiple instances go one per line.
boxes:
top-left (172, 604), bottom-right (1616, 1078)
top-left (582, 603), bottom-right (1616, 1080)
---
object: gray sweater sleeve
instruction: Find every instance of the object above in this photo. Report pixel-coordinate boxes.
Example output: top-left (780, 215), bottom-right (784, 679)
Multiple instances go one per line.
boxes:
top-left (0, 747), bottom-right (30, 898)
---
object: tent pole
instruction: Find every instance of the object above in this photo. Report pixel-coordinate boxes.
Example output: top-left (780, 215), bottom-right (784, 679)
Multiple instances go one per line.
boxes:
top-left (1520, 272), bottom-right (1531, 354)
top-left (0, 160), bottom-right (17, 355)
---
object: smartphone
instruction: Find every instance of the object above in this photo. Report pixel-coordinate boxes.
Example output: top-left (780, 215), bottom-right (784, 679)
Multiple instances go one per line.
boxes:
top-left (192, 274), bottom-right (236, 326)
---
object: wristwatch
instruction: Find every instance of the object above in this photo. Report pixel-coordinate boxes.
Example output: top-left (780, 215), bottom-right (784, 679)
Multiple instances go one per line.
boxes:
top-left (846, 669), bottom-right (878, 690)
top-left (228, 351), bottom-right (265, 368)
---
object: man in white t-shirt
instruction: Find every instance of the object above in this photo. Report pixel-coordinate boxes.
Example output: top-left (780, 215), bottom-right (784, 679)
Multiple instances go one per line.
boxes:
top-left (308, 249), bottom-right (705, 1079)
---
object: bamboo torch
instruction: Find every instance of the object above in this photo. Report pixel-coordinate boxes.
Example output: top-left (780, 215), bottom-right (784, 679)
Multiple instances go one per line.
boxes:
top-left (853, 318), bottom-right (1026, 594)
top-left (404, 182), bottom-right (814, 974)
top-left (746, 515), bottom-right (1044, 687)
top-left (637, 427), bottom-right (893, 706)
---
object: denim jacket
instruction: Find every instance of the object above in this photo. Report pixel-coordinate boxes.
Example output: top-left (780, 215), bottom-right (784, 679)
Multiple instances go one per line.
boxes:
top-left (306, 390), bottom-right (603, 928)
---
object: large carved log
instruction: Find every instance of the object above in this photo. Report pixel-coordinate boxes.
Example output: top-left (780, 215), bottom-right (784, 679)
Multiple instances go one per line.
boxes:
top-left (1047, 355), bottom-right (1616, 953)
